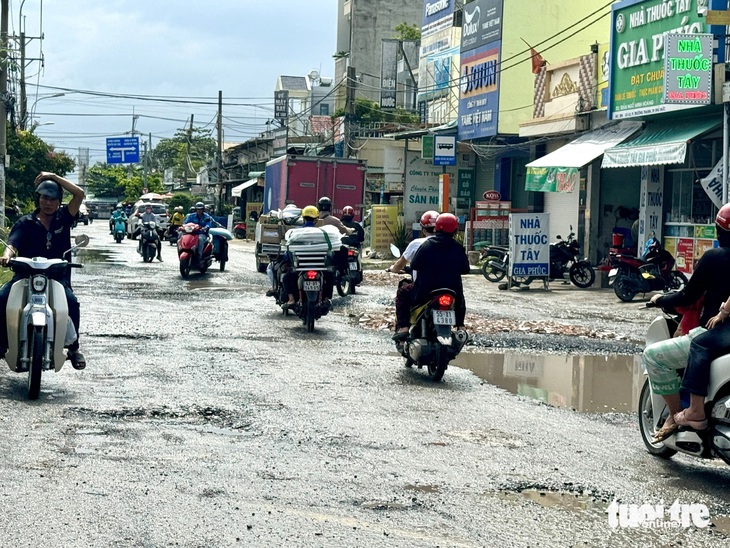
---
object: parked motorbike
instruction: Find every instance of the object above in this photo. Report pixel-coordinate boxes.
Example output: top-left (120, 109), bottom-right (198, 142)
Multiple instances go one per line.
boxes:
top-left (113, 217), bottom-right (126, 244)
top-left (233, 222), bottom-right (247, 239)
top-left (335, 246), bottom-right (362, 296)
top-left (478, 245), bottom-right (533, 286)
top-left (177, 222), bottom-right (213, 278)
top-left (209, 226), bottom-right (232, 272)
top-left (639, 302), bottom-right (730, 466)
top-left (609, 239), bottom-right (687, 302)
top-left (140, 221), bottom-right (161, 263)
top-left (2, 234), bottom-right (89, 399)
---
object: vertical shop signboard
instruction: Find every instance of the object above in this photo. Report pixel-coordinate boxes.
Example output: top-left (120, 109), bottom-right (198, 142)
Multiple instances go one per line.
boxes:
top-left (638, 166), bottom-right (663, 253)
top-left (370, 205), bottom-right (399, 253)
top-left (509, 213), bottom-right (550, 278)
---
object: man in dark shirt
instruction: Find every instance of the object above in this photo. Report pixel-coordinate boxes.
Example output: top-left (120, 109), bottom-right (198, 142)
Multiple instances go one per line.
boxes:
top-left (0, 172), bottom-right (86, 369)
top-left (340, 206), bottom-right (364, 248)
top-left (410, 213), bottom-right (470, 329)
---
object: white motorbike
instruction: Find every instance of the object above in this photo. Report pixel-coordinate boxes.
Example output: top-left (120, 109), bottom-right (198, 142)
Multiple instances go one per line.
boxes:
top-left (2, 234), bottom-right (89, 399)
top-left (639, 303), bottom-right (730, 464)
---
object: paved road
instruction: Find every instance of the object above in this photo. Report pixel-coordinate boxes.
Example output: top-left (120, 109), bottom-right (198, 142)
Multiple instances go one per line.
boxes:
top-left (0, 221), bottom-right (727, 547)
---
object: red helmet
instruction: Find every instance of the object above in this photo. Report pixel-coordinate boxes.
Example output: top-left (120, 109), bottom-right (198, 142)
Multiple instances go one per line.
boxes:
top-left (419, 210), bottom-right (439, 229)
top-left (342, 205), bottom-right (355, 217)
top-left (717, 204), bottom-right (730, 231)
top-left (435, 213), bottom-right (459, 234)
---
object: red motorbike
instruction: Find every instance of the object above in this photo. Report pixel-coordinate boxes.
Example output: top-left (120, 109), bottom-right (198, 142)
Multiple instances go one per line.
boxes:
top-left (177, 223), bottom-right (213, 278)
top-left (608, 239), bottom-right (687, 302)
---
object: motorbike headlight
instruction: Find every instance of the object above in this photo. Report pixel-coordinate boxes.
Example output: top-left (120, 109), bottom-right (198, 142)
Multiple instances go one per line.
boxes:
top-left (150, 221), bottom-right (156, 229)
top-left (31, 275), bottom-right (46, 292)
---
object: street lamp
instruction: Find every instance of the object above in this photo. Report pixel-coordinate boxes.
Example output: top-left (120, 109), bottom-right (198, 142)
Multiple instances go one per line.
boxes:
top-left (28, 92), bottom-right (65, 126)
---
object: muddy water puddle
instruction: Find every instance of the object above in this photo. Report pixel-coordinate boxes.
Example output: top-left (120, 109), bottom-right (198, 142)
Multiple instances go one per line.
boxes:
top-left (454, 352), bottom-right (643, 413)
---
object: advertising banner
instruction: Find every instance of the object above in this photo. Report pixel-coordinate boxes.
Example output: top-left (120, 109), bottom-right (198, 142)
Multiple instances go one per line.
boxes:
top-left (457, 169), bottom-right (474, 207)
top-left (370, 205), bottom-right (399, 252)
top-left (274, 90), bottom-right (289, 121)
top-left (460, 0), bottom-right (503, 53)
top-left (509, 213), bottom-right (550, 278)
top-left (421, 0), bottom-right (455, 39)
top-left (675, 237), bottom-right (694, 273)
top-left (663, 33), bottom-right (712, 104)
top-left (699, 157), bottom-right (724, 208)
top-left (403, 151), bottom-right (457, 223)
top-left (458, 41), bottom-right (500, 140)
top-left (608, 0), bottom-right (709, 119)
top-left (525, 166), bottom-right (579, 193)
top-left (380, 39), bottom-right (399, 109)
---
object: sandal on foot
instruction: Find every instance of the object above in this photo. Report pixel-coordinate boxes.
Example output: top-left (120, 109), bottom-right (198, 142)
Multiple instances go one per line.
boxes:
top-left (652, 419), bottom-right (679, 442)
top-left (67, 351), bottom-right (86, 370)
top-left (673, 410), bottom-right (707, 430)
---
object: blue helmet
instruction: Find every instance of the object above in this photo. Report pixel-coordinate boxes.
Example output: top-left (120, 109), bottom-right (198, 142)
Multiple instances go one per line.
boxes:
top-left (36, 180), bottom-right (63, 200)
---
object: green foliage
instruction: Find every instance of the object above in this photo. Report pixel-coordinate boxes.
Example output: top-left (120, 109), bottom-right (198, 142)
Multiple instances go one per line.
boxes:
top-left (394, 22), bottom-right (420, 41)
top-left (167, 192), bottom-right (194, 212)
top-left (147, 126), bottom-right (217, 181)
top-left (6, 130), bottom-right (75, 205)
top-left (85, 163), bottom-right (164, 202)
top-left (392, 219), bottom-right (410, 253)
top-left (333, 99), bottom-right (420, 124)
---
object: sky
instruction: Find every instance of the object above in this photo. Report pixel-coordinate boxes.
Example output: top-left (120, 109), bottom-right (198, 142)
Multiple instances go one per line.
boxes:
top-left (13, 0), bottom-right (338, 179)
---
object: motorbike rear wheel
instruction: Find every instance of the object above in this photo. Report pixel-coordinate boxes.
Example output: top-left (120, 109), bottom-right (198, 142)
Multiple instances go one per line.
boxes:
top-left (28, 326), bottom-right (43, 400)
top-left (234, 228), bottom-right (245, 239)
top-left (427, 344), bottom-right (448, 382)
top-left (667, 271), bottom-right (688, 292)
top-left (569, 261), bottom-right (595, 288)
top-left (613, 275), bottom-right (636, 302)
top-left (179, 257), bottom-right (191, 278)
top-left (638, 379), bottom-right (677, 459)
top-left (336, 273), bottom-right (352, 297)
top-left (306, 302), bottom-right (316, 332)
top-left (480, 255), bottom-right (506, 282)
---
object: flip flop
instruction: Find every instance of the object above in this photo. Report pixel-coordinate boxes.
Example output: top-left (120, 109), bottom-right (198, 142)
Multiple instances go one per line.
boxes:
top-left (673, 409), bottom-right (707, 431)
top-left (652, 419), bottom-right (679, 442)
top-left (67, 351), bottom-right (86, 371)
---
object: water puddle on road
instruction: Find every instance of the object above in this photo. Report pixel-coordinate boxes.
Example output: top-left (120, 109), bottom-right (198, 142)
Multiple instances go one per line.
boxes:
top-left (75, 249), bottom-right (125, 265)
top-left (454, 352), bottom-right (643, 413)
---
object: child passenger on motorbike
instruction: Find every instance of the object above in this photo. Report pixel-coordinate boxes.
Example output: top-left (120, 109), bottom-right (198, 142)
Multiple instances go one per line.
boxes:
top-left (0, 172), bottom-right (87, 369)
top-left (645, 203), bottom-right (730, 441)
top-left (387, 210), bottom-right (438, 345)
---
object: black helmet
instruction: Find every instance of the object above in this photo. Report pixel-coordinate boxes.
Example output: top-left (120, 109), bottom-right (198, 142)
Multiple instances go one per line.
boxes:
top-left (36, 180), bottom-right (63, 201)
top-left (317, 196), bottom-right (332, 212)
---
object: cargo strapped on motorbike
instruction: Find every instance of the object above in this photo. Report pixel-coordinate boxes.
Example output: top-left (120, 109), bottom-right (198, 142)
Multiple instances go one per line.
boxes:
top-left (286, 226), bottom-right (341, 272)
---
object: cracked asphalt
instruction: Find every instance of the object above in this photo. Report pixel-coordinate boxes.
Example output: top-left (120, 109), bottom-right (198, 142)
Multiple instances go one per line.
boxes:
top-left (0, 221), bottom-right (728, 547)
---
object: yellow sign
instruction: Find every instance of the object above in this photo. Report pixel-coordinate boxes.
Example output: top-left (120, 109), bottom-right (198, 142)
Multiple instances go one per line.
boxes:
top-left (371, 205), bottom-right (399, 252)
top-left (706, 10), bottom-right (730, 25)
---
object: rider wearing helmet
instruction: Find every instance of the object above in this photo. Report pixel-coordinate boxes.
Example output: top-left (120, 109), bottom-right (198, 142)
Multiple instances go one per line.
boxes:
top-left (340, 205), bottom-right (365, 248)
top-left (184, 202), bottom-right (213, 259)
top-left (405, 213), bottom-right (470, 338)
top-left (110, 204), bottom-right (127, 233)
top-left (138, 204), bottom-right (163, 261)
top-left (646, 204), bottom-right (730, 441)
top-left (0, 171), bottom-right (87, 369)
top-left (315, 197), bottom-right (353, 236)
top-left (388, 211), bottom-right (443, 341)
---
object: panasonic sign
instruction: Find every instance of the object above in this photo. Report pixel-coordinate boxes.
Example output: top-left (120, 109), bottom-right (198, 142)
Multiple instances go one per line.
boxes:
top-left (425, 0), bottom-right (450, 17)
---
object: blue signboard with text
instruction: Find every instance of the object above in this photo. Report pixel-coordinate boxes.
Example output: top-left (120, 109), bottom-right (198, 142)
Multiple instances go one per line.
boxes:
top-left (106, 137), bottom-right (140, 164)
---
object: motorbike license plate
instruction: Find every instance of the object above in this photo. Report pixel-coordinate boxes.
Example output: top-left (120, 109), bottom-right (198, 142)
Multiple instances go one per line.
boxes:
top-left (349, 261), bottom-right (358, 270)
top-left (609, 268), bottom-right (618, 277)
top-left (433, 310), bottom-right (455, 325)
top-left (302, 281), bottom-right (320, 291)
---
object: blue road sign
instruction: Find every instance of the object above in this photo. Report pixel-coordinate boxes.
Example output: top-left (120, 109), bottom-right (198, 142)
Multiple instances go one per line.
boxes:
top-left (433, 135), bottom-right (456, 166)
top-left (106, 137), bottom-right (140, 164)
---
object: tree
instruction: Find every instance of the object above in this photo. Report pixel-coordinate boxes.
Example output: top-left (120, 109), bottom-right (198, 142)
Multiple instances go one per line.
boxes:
top-left (147, 126), bottom-right (217, 182)
top-left (394, 22), bottom-right (420, 41)
top-left (85, 163), bottom-right (164, 202)
top-left (6, 130), bottom-right (75, 205)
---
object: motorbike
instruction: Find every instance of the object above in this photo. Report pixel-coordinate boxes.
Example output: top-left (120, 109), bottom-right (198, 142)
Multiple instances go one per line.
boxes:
top-left (609, 239), bottom-right (687, 302)
top-left (167, 225), bottom-right (181, 246)
top-left (209, 226), bottom-right (232, 272)
top-left (140, 221), bottom-right (161, 263)
top-left (286, 244), bottom-right (335, 332)
top-left (639, 302), bottom-right (730, 466)
top-left (233, 222), bottom-right (247, 239)
top-left (2, 234), bottom-right (89, 400)
top-left (112, 216), bottom-right (126, 244)
top-left (335, 246), bottom-right (362, 296)
top-left (177, 222), bottom-right (213, 278)
top-left (480, 230), bottom-right (594, 288)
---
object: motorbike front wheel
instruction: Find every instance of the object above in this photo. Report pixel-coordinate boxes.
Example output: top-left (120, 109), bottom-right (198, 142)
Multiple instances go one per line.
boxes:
top-left (179, 257), bottom-right (191, 278)
top-left (638, 379), bottom-right (677, 459)
top-left (234, 228), bottom-right (246, 239)
top-left (427, 344), bottom-right (448, 382)
top-left (481, 255), bottom-right (506, 282)
top-left (28, 326), bottom-right (43, 400)
top-left (510, 276), bottom-right (534, 286)
top-left (569, 261), bottom-right (595, 288)
top-left (613, 275), bottom-right (636, 302)
top-left (143, 244), bottom-right (155, 263)
top-left (667, 271), bottom-right (688, 292)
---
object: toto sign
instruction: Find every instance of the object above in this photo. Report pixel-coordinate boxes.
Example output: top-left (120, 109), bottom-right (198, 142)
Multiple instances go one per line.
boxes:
top-left (483, 190), bottom-right (501, 201)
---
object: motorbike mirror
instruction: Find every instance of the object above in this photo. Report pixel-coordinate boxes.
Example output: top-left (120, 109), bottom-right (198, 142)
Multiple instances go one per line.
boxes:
top-left (74, 234), bottom-right (90, 248)
top-left (390, 243), bottom-right (401, 259)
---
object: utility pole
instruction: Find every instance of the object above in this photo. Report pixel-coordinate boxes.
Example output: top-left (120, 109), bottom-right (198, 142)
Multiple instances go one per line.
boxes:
top-left (0, 0), bottom-right (9, 232)
top-left (216, 90), bottom-right (223, 215)
top-left (183, 114), bottom-right (193, 185)
top-left (345, 66), bottom-right (356, 159)
top-left (142, 140), bottom-right (148, 193)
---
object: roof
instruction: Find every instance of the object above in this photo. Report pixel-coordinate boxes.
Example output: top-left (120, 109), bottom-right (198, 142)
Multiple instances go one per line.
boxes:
top-left (277, 75), bottom-right (310, 92)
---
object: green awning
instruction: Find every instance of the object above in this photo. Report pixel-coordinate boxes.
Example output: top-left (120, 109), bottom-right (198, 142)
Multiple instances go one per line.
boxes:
top-left (601, 114), bottom-right (721, 168)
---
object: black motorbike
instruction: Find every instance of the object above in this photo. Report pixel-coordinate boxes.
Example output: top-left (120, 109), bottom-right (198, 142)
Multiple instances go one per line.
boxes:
top-left (335, 246), bottom-right (362, 296)
top-left (140, 221), bottom-right (161, 263)
top-left (479, 245), bottom-right (533, 286)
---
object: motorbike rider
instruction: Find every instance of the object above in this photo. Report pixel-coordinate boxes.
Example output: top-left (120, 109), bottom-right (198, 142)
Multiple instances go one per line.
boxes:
top-left (109, 205), bottom-right (127, 234)
top-left (341, 206), bottom-right (365, 248)
top-left (138, 204), bottom-right (163, 261)
top-left (279, 205), bottom-right (319, 307)
top-left (387, 211), bottom-right (439, 344)
top-left (168, 206), bottom-right (185, 240)
top-left (184, 202), bottom-right (213, 261)
top-left (0, 172), bottom-right (87, 370)
top-left (402, 213), bottom-right (470, 343)
top-left (316, 197), bottom-right (353, 294)
top-left (645, 203), bottom-right (730, 441)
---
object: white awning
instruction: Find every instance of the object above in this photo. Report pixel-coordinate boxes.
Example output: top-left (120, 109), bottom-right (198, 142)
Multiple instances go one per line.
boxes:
top-left (231, 178), bottom-right (258, 198)
top-left (526, 121), bottom-right (642, 169)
